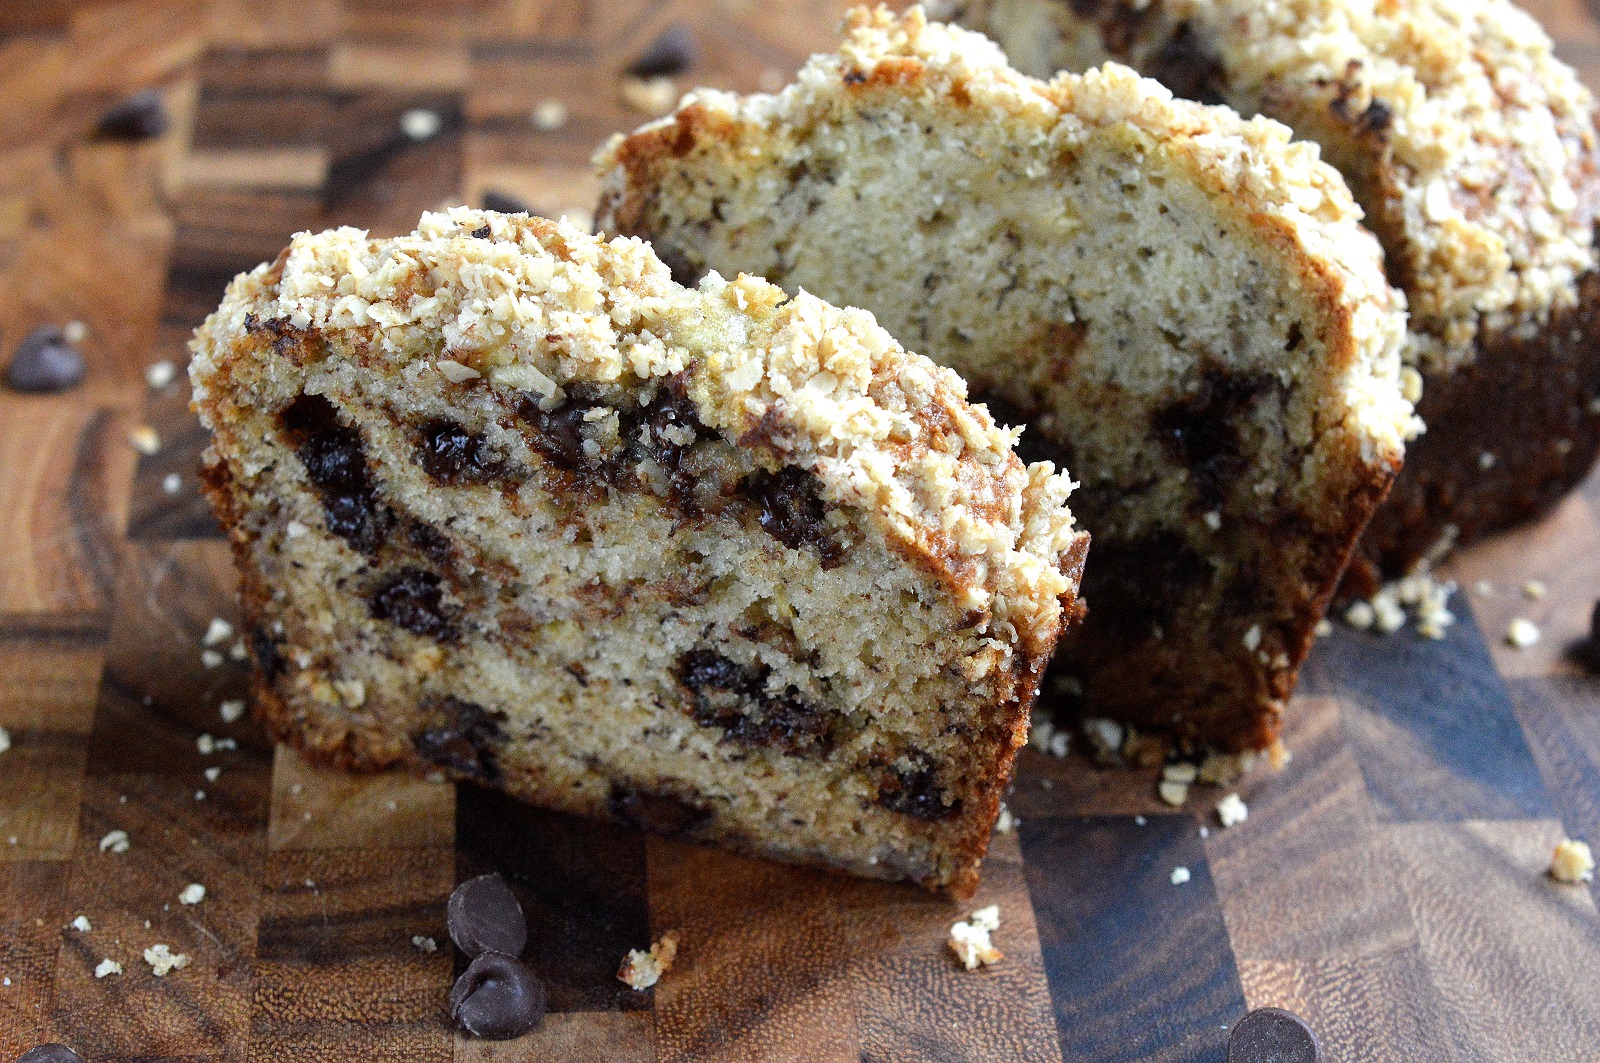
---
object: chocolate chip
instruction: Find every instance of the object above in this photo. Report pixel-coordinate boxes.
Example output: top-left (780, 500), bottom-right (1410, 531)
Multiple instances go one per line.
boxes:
top-left (369, 568), bottom-right (457, 641)
top-left (481, 189), bottom-right (532, 215)
top-left (674, 648), bottom-right (835, 756)
top-left (626, 24), bottom-right (696, 78)
top-left (448, 873), bottom-right (528, 959)
top-left (5, 326), bottom-right (85, 394)
top-left (470, 225), bottom-right (492, 239)
top-left (450, 952), bottom-right (547, 1040)
top-left (414, 696), bottom-right (507, 784)
top-left (16, 1046), bottom-right (86, 1063)
top-left (248, 622), bottom-right (287, 681)
top-left (95, 88), bottom-right (170, 140)
top-left (1228, 1007), bottom-right (1322, 1063)
top-left (874, 756), bottom-right (960, 820)
top-left (742, 466), bottom-right (845, 568)
top-left (417, 419), bottom-right (508, 485)
top-left (279, 394), bottom-right (393, 554)
top-left (1151, 367), bottom-right (1276, 510)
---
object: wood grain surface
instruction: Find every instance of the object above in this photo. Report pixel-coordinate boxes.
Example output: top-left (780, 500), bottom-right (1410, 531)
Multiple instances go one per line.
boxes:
top-left (2, 1), bottom-right (1598, 1060)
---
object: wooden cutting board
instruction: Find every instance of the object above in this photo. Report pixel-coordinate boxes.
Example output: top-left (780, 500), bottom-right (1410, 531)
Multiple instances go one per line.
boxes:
top-left (2, 1), bottom-right (1598, 1059)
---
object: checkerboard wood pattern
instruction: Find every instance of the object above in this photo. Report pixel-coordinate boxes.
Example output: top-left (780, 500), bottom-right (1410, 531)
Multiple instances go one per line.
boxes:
top-left (2, 1), bottom-right (1599, 1059)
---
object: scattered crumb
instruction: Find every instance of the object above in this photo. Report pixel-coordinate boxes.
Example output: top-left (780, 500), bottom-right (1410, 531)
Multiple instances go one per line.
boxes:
top-left (219, 698), bottom-right (246, 723)
top-left (291, 783), bottom-right (305, 796)
top-left (1550, 839), bottom-right (1595, 884)
top-left (1475, 580), bottom-right (1494, 597)
top-left (399, 107), bottom-right (442, 141)
top-left (1266, 739), bottom-right (1292, 772)
top-left (1158, 781), bottom-right (1189, 807)
top-left (1134, 814), bottom-right (1147, 826)
top-left (1199, 826), bottom-right (1209, 839)
top-left (62, 320), bottom-right (88, 344)
top-left (204, 766), bottom-right (221, 783)
top-left (129, 425), bottom-right (161, 455)
top-left (1203, 510), bottom-right (1222, 531)
top-left (411, 935), bottom-right (438, 952)
top-left (947, 906), bottom-right (1002, 970)
top-left (1081, 718), bottom-right (1124, 764)
top-left (71, 915), bottom-right (91, 932)
top-left (1217, 793), bottom-right (1249, 828)
top-left (1242, 624), bottom-right (1262, 652)
top-left (142, 944), bottom-right (190, 976)
top-left (994, 803), bottom-right (1015, 834)
top-left (145, 360), bottom-right (175, 389)
top-left (178, 883), bottom-right (205, 905)
top-left (1197, 750), bottom-right (1256, 786)
top-left (200, 649), bottom-right (224, 669)
top-left (1162, 763), bottom-right (1199, 785)
top-left (99, 829), bottom-right (130, 853)
top-left (162, 472), bottom-right (182, 494)
top-left (1478, 451), bottom-right (1497, 470)
top-left (94, 958), bottom-right (122, 979)
top-left (228, 640), bottom-right (248, 661)
top-left (618, 930), bottom-right (681, 989)
top-left (197, 734), bottom-right (220, 755)
top-left (1122, 729), bottom-right (1168, 767)
top-left (0, 725), bottom-right (10, 755)
top-left (202, 618), bottom-right (234, 646)
top-left (285, 520), bottom-right (308, 538)
top-left (620, 74), bottom-right (678, 116)
top-left (1314, 619), bottom-right (1332, 638)
top-left (1344, 600), bottom-right (1375, 630)
top-left (1170, 866), bottom-right (1192, 885)
top-left (1523, 581), bottom-right (1546, 601)
top-left (1507, 618), bottom-right (1541, 649)
top-left (531, 99), bottom-right (568, 131)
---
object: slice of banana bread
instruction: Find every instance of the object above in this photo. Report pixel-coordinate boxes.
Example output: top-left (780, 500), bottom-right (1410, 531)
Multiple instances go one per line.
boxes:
top-left (932, 0), bottom-right (1600, 587)
top-left (190, 207), bottom-right (1088, 896)
top-left (594, 6), bottom-right (1416, 751)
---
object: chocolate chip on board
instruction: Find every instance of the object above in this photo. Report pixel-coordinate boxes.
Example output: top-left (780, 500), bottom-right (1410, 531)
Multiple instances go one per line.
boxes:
top-left (626, 24), bottom-right (697, 78)
top-left (95, 88), bottom-right (170, 140)
top-left (448, 872), bottom-right (528, 959)
top-left (449, 952), bottom-right (548, 1040)
top-left (1228, 1007), bottom-right (1322, 1063)
top-left (16, 1045), bottom-right (87, 1063)
top-left (5, 326), bottom-right (85, 394)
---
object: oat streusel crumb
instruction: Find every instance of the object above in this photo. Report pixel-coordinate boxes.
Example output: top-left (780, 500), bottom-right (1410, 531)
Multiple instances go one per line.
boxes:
top-left (618, 930), bottom-right (681, 989)
top-left (948, 905), bottom-right (1002, 970)
top-left (1550, 838), bottom-right (1595, 883)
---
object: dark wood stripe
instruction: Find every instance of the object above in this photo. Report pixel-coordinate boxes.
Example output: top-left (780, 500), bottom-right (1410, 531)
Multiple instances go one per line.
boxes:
top-left (1506, 674), bottom-right (1600, 841)
top-left (1019, 814), bottom-right (1244, 1063)
top-left (1304, 600), bottom-right (1552, 822)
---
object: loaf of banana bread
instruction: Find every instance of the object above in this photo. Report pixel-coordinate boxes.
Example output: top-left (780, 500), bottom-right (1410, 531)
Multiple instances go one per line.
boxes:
top-left (595, 5), bottom-right (1416, 750)
top-left (190, 207), bottom-right (1089, 895)
top-left (932, 0), bottom-right (1600, 587)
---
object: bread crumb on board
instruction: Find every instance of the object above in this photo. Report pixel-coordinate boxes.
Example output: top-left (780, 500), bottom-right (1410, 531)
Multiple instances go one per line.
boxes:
top-left (948, 905), bottom-right (1002, 970)
top-left (618, 931), bottom-right (680, 990)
